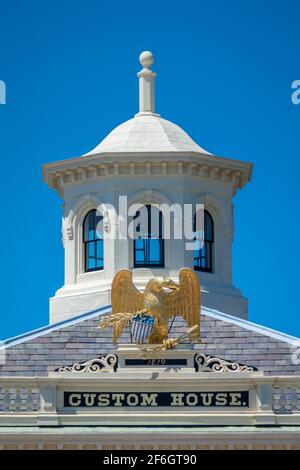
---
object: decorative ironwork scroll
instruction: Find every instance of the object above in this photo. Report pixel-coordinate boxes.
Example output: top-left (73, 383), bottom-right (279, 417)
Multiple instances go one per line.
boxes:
top-left (56, 354), bottom-right (117, 373)
top-left (195, 353), bottom-right (257, 373)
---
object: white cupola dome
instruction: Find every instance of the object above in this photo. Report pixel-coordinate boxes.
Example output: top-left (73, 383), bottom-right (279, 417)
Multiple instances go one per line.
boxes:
top-left (85, 114), bottom-right (210, 155)
top-left (84, 51), bottom-right (211, 156)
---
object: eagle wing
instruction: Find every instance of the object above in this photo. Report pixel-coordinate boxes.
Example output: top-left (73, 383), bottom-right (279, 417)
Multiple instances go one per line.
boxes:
top-left (166, 268), bottom-right (201, 339)
top-left (111, 269), bottom-right (144, 342)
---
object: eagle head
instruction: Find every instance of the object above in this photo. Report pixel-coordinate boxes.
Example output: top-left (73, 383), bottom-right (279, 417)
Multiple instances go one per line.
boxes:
top-left (147, 277), bottom-right (179, 294)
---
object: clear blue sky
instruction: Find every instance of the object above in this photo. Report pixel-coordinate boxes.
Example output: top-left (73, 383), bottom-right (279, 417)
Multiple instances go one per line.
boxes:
top-left (0, 0), bottom-right (300, 339)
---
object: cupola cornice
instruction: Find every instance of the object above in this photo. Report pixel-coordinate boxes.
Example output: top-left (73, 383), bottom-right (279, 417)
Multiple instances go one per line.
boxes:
top-left (43, 151), bottom-right (252, 198)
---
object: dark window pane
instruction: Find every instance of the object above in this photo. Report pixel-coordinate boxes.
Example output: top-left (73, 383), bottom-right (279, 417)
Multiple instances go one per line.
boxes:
top-left (135, 250), bottom-right (145, 263)
top-left (205, 211), bottom-right (213, 241)
top-left (83, 210), bottom-right (104, 272)
top-left (194, 210), bottom-right (213, 272)
top-left (88, 242), bottom-right (95, 257)
top-left (83, 211), bottom-right (92, 241)
top-left (148, 239), bottom-right (161, 263)
top-left (88, 256), bottom-right (96, 270)
top-left (96, 240), bottom-right (104, 268)
top-left (133, 205), bottom-right (164, 267)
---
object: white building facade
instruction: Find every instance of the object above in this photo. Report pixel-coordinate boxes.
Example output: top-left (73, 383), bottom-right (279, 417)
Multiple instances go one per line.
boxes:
top-left (0, 52), bottom-right (299, 451)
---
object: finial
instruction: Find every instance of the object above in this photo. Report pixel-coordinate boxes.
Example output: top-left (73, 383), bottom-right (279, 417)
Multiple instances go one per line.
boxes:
top-left (136, 50), bottom-right (158, 116)
top-left (139, 51), bottom-right (154, 69)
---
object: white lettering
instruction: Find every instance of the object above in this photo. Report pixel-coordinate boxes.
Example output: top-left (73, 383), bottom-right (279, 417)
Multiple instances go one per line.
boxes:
top-left (215, 393), bottom-right (228, 406)
top-left (83, 393), bottom-right (97, 406)
top-left (170, 393), bottom-right (185, 406)
top-left (200, 393), bottom-right (214, 406)
top-left (68, 393), bottom-right (81, 407)
top-left (98, 393), bottom-right (110, 406)
top-left (127, 393), bottom-right (139, 406)
top-left (229, 392), bottom-right (242, 406)
top-left (111, 393), bottom-right (125, 406)
top-left (103, 455), bottom-right (138, 468)
top-left (186, 393), bottom-right (198, 406)
top-left (140, 393), bottom-right (158, 406)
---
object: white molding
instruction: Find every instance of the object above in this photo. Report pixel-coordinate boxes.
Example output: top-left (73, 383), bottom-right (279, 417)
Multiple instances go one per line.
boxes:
top-left (0, 428), bottom-right (300, 450)
top-left (43, 153), bottom-right (253, 198)
top-left (0, 373), bottom-right (300, 429)
top-left (128, 188), bottom-right (173, 206)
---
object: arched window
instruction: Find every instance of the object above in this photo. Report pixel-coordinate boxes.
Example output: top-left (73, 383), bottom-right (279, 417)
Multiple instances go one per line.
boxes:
top-left (194, 210), bottom-right (214, 272)
top-left (133, 205), bottom-right (164, 268)
top-left (83, 209), bottom-right (104, 272)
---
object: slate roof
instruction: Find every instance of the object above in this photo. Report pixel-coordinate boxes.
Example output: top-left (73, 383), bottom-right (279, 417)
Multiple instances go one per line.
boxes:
top-left (0, 305), bottom-right (299, 376)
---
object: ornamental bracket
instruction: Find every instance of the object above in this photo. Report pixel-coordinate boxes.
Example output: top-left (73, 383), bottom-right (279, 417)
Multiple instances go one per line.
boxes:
top-left (56, 354), bottom-right (117, 373)
top-left (195, 353), bottom-right (257, 373)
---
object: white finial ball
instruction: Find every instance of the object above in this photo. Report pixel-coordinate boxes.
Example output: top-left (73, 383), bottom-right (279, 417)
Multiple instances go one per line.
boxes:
top-left (139, 51), bottom-right (154, 69)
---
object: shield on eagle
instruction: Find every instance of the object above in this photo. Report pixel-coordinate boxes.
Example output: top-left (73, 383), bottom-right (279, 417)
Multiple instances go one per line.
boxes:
top-left (131, 313), bottom-right (154, 343)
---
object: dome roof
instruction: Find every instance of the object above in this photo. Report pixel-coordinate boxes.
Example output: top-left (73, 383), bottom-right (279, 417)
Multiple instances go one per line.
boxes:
top-left (84, 113), bottom-right (211, 155)
top-left (84, 51), bottom-right (212, 157)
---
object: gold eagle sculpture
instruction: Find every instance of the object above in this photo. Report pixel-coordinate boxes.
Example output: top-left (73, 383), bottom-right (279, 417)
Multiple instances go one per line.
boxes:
top-left (100, 268), bottom-right (200, 347)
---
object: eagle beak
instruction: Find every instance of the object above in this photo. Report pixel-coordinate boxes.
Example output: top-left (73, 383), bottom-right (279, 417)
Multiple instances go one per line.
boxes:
top-left (165, 284), bottom-right (179, 291)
